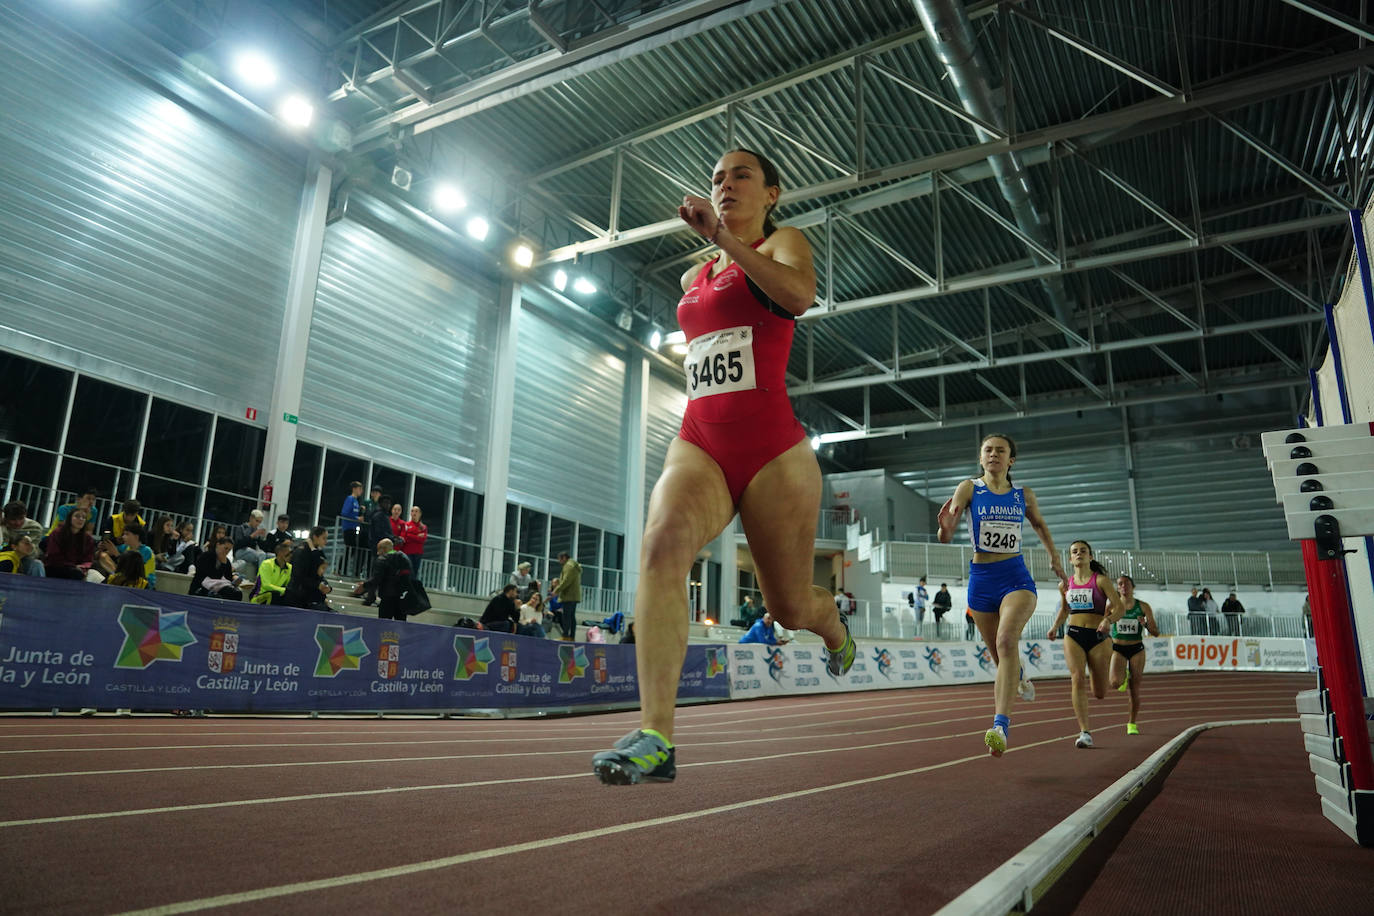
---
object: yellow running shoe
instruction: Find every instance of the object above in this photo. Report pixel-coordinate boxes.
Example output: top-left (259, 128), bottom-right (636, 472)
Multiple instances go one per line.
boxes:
top-left (1117, 668), bottom-right (1130, 692)
top-left (985, 725), bottom-right (1007, 757)
top-left (1126, 722), bottom-right (1140, 735)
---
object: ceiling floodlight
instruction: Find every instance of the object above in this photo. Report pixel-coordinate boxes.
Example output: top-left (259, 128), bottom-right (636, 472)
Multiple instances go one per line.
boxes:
top-left (465, 216), bottom-right (490, 241)
top-left (572, 276), bottom-right (597, 295)
top-left (553, 270), bottom-right (568, 292)
top-left (512, 244), bottom-right (535, 268)
top-left (433, 183), bottom-right (466, 212)
top-left (232, 50), bottom-right (278, 88)
top-left (278, 95), bottom-right (314, 128)
top-left (664, 330), bottom-right (686, 345)
top-left (649, 328), bottom-right (662, 349)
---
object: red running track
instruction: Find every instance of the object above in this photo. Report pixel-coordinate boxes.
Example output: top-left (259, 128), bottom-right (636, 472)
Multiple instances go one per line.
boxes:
top-left (0, 672), bottom-right (1318, 914)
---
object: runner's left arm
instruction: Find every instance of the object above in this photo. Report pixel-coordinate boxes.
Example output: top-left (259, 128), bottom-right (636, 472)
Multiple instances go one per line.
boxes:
top-left (1141, 600), bottom-right (1160, 637)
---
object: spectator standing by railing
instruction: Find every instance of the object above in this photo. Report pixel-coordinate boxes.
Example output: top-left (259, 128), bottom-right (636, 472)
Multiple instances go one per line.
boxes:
top-left (232, 509), bottom-right (270, 580)
top-left (554, 551), bottom-right (582, 641)
top-left (915, 576), bottom-right (929, 633)
top-left (931, 584), bottom-right (952, 636)
top-left (190, 537), bottom-right (242, 600)
top-left (251, 540), bottom-right (293, 605)
top-left (43, 507), bottom-right (94, 580)
top-left (1186, 587), bottom-right (1205, 635)
top-left (360, 485), bottom-right (382, 572)
top-left (399, 506), bottom-right (427, 584)
top-left (353, 539), bottom-right (411, 621)
top-left (1222, 592), bottom-right (1245, 636)
top-left (1202, 588), bottom-right (1221, 635)
top-left (2, 501), bottom-right (46, 577)
top-left (340, 482), bottom-right (364, 576)
top-left (285, 526), bottom-right (332, 611)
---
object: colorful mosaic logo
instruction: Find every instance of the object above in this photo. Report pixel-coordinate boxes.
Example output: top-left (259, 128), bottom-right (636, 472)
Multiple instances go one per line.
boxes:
top-left (705, 647), bottom-right (726, 678)
top-left (558, 644), bottom-right (588, 683)
top-left (923, 646), bottom-right (944, 675)
top-left (500, 641), bottom-right (518, 683)
top-left (313, 624), bottom-right (369, 677)
top-left (452, 635), bottom-right (493, 681)
top-left (377, 632), bottom-right (400, 679)
top-left (207, 616), bottom-right (240, 674)
top-left (1021, 642), bottom-right (1044, 671)
top-left (764, 646), bottom-right (787, 683)
top-left (975, 645), bottom-right (995, 673)
top-left (872, 648), bottom-right (894, 678)
top-left (115, 605), bottom-right (196, 669)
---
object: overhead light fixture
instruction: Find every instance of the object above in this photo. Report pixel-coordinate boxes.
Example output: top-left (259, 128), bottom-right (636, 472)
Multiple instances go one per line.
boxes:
top-left (572, 276), bottom-right (597, 295)
top-left (433, 184), bottom-right (466, 212)
top-left (615, 309), bottom-right (633, 331)
top-left (232, 50), bottom-right (278, 88)
top-left (670, 343), bottom-right (688, 356)
top-left (664, 330), bottom-right (686, 345)
top-left (465, 216), bottom-right (489, 240)
top-left (391, 165), bottom-right (413, 191)
top-left (278, 95), bottom-right (314, 128)
top-left (512, 244), bottom-right (534, 268)
top-left (649, 328), bottom-right (662, 349)
top-left (553, 270), bottom-right (567, 292)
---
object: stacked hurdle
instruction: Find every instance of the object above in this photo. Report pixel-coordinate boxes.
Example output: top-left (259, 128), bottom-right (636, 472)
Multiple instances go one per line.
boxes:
top-left (1263, 422), bottom-right (1374, 845)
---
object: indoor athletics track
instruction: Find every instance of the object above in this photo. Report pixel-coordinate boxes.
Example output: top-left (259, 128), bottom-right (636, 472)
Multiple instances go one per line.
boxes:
top-left (0, 671), bottom-right (1369, 914)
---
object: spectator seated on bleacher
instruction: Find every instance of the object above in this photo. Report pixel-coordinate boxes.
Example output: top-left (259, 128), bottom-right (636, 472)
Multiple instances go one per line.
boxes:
top-left (733, 595), bottom-right (760, 628)
top-left (100, 524), bottom-right (156, 589)
top-left (284, 526), bottom-right (332, 611)
top-left (43, 506), bottom-right (94, 580)
top-left (0, 535), bottom-right (36, 575)
top-left (150, 516), bottom-right (179, 572)
top-left (104, 500), bottom-right (145, 542)
top-left (251, 540), bottom-right (293, 605)
top-left (262, 515), bottom-right (292, 553)
top-left (106, 549), bottom-right (149, 589)
top-left (517, 597), bottom-right (546, 638)
top-left (190, 537), bottom-right (243, 601)
top-left (480, 584), bottom-right (520, 633)
top-left (46, 487), bottom-right (98, 542)
top-left (231, 510), bottom-right (270, 580)
top-left (166, 521), bottom-right (197, 573)
top-left (2, 501), bottom-right (45, 577)
top-left (738, 611), bottom-right (789, 645)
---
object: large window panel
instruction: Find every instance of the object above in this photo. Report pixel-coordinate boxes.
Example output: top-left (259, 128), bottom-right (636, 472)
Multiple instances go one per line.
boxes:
top-left (66, 377), bottom-right (146, 470)
top-left (140, 399), bottom-right (210, 484)
top-left (287, 442), bottom-right (322, 527)
top-left (320, 450), bottom-right (367, 527)
top-left (207, 418), bottom-right (264, 498)
top-left (1, 355), bottom-right (71, 451)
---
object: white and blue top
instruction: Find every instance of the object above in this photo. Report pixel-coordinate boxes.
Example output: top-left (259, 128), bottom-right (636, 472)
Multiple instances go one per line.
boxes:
top-left (969, 479), bottom-right (1025, 554)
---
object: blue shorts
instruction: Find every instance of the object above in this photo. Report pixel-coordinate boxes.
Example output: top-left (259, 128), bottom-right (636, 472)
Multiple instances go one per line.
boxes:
top-left (967, 555), bottom-right (1037, 614)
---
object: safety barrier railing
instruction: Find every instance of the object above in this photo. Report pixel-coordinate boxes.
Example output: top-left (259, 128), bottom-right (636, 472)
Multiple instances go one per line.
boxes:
top-left (844, 605), bottom-right (1311, 642)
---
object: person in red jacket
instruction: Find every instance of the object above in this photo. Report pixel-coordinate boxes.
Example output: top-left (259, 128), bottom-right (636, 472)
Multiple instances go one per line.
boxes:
top-left (399, 505), bottom-right (428, 584)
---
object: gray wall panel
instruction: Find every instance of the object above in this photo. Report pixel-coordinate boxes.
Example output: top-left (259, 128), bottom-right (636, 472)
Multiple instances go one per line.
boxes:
top-left (509, 307), bottom-right (627, 532)
top-left (644, 370), bottom-right (687, 519)
top-left (301, 219), bottom-right (498, 488)
top-left (0, 9), bottom-right (301, 418)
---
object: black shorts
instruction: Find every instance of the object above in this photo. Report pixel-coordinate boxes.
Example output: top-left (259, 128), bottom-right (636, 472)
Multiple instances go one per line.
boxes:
top-left (1067, 624), bottom-right (1107, 654)
top-left (1112, 642), bottom-right (1145, 660)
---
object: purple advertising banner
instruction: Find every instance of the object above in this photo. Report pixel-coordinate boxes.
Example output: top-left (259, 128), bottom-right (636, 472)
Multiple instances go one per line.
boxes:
top-left (0, 578), bottom-right (730, 711)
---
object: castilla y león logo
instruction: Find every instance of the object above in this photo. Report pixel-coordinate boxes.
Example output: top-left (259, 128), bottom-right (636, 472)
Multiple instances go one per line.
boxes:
top-left (705, 647), bottom-right (727, 678)
top-left (115, 605), bottom-right (196, 669)
top-left (207, 616), bottom-right (239, 674)
top-left (452, 635), bottom-right (494, 680)
top-left (377, 631), bottom-right (400, 679)
top-left (313, 624), bottom-right (369, 677)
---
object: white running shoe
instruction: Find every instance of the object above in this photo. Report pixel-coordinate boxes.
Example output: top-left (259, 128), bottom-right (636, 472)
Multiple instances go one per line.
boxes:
top-left (985, 725), bottom-right (1007, 757)
top-left (1017, 676), bottom-right (1035, 702)
top-left (1074, 731), bottom-right (1093, 749)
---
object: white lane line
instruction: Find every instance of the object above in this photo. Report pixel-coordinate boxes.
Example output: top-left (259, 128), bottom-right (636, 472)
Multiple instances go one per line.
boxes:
top-left (0, 699), bottom-right (1296, 791)
top-left (111, 734), bottom-right (1074, 916)
top-left (0, 684), bottom-right (1298, 754)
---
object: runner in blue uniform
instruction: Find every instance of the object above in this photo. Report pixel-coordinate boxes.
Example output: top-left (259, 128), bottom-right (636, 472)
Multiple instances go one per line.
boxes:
top-left (937, 433), bottom-right (1065, 757)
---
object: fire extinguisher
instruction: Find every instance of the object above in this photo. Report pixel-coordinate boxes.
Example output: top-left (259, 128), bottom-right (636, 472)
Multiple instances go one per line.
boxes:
top-left (261, 480), bottom-right (274, 509)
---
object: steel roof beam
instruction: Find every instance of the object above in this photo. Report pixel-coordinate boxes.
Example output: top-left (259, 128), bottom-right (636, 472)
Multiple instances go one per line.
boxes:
top-left (816, 211), bottom-right (1344, 317)
top-left (541, 47), bottom-right (1374, 262)
top-left (1008, 4), bottom-right (1180, 99)
top-left (1209, 112), bottom-right (1353, 210)
top-left (1221, 243), bottom-right (1323, 312)
top-left (791, 310), bottom-right (1323, 396)
top-left (1278, 0), bottom-right (1374, 43)
top-left (820, 371), bottom-right (1303, 442)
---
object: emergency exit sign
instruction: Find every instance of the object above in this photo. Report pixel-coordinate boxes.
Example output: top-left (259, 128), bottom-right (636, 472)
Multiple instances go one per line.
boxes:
top-left (283, 413), bottom-right (298, 424)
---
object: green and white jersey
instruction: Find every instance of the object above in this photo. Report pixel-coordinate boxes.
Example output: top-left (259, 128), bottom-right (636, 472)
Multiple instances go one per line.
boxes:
top-left (1111, 600), bottom-right (1146, 642)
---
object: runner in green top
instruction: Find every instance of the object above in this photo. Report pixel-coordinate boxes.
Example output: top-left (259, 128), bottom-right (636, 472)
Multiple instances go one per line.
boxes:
top-left (1109, 574), bottom-right (1159, 735)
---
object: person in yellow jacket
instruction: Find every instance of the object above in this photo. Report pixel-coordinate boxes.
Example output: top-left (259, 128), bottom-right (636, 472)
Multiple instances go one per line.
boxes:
top-left (251, 540), bottom-right (293, 605)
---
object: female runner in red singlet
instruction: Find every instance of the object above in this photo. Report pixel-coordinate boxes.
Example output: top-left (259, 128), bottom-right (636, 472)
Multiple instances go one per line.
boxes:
top-left (592, 149), bottom-right (856, 784)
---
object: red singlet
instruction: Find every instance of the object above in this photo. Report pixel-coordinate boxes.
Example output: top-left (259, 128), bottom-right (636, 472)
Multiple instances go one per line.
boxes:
top-left (675, 242), bottom-right (805, 504)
